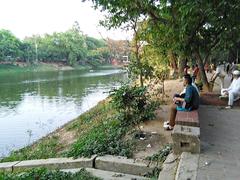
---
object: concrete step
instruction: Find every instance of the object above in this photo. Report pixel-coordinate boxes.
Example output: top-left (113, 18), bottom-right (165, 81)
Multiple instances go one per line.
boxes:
top-left (95, 155), bottom-right (156, 176)
top-left (175, 152), bottom-right (199, 180)
top-left (158, 153), bottom-right (179, 180)
top-left (61, 168), bottom-right (149, 180)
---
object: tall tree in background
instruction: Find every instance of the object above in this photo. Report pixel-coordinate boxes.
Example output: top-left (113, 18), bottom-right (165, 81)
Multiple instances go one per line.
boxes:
top-left (89, 0), bottom-right (240, 90)
top-left (0, 29), bottom-right (22, 61)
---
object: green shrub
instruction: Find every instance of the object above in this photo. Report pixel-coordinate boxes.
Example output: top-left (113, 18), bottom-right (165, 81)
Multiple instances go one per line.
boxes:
top-left (0, 168), bottom-right (101, 180)
top-left (110, 84), bottom-right (158, 127)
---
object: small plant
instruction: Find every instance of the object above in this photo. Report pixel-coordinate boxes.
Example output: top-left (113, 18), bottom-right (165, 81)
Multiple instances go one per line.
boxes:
top-left (110, 84), bottom-right (158, 129)
top-left (145, 144), bottom-right (172, 163)
top-left (144, 145), bottom-right (172, 179)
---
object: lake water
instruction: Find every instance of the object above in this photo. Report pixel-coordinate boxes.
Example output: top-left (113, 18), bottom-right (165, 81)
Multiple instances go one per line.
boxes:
top-left (0, 69), bottom-right (126, 157)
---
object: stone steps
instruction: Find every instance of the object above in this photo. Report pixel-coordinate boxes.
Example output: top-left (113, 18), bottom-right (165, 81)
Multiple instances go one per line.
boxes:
top-left (0, 155), bottom-right (156, 179)
top-left (62, 168), bottom-right (149, 180)
top-left (158, 152), bottom-right (199, 180)
top-left (95, 155), bottom-right (156, 176)
top-left (0, 153), bottom-right (200, 179)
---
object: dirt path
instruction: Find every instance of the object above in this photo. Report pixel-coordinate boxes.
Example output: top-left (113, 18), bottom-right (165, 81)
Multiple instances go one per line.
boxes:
top-left (132, 79), bottom-right (184, 160)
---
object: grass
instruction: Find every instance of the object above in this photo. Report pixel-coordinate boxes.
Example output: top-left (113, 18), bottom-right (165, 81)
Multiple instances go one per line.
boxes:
top-left (65, 100), bottom-right (133, 158)
top-left (1, 100), bottom-right (133, 162)
top-left (0, 168), bottom-right (101, 180)
top-left (1, 136), bottom-right (62, 162)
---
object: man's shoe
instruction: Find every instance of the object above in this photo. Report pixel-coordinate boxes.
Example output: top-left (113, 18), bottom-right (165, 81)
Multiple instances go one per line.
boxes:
top-left (225, 105), bottom-right (233, 109)
top-left (164, 121), bottom-right (169, 126)
top-left (164, 124), bottom-right (173, 131)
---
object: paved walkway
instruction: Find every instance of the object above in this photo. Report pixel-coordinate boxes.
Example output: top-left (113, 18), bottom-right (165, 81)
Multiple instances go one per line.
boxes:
top-left (197, 105), bottom-right (240, 180)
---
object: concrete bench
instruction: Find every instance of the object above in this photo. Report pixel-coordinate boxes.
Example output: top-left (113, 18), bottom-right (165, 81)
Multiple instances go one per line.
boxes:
top-left (200, 92), bottom-right (240, 106)
top-left (172, 110), bottom-right (200, 154)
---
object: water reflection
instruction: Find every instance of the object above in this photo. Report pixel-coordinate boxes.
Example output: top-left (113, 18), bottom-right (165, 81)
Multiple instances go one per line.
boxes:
top-left (0, 69), bottom-right (126, 157)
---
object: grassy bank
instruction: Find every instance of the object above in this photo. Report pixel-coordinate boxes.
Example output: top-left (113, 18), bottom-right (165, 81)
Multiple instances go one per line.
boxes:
top-left (1, 100), bottom-right (132, 162)
top-left (0, 63), bottom-right (119, 75)
top-left (0, 63), bottom-right (88, 74)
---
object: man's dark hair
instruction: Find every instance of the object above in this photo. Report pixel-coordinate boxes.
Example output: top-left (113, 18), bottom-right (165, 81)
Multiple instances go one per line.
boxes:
top-left (195, 64), bottom-right (198, 67)
top-left (184, 74), bottom-right (192, 84)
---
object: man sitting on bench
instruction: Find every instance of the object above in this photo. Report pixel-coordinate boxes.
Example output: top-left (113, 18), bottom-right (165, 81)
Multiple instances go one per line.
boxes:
top-left (164, 74), bottom-right (200, 130)
top-left (220, 70), bottom-right (240, 109)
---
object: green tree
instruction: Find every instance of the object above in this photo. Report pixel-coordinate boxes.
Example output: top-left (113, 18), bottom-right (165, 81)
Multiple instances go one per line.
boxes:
top-left (89, 0), bottom-right (240, 90)
top-left (0, 29), bottom-right (22, 61)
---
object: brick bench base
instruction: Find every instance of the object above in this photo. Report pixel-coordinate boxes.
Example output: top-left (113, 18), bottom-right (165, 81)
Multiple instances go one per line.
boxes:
top-left (175, 110), bottom-right (199, 127)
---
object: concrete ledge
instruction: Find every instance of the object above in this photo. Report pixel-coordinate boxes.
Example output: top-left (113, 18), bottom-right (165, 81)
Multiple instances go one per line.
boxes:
top-left (172, 125), bottom-right (200, 154)
top-left (95, 155), bottom-right (155, 176)
top-left (175, 152), bottom-right (199, 180)
top-left (158, 153), bottom-right (179, 180)
top-left (0, 161), bottom-right (20, 172)
top-left (13, 156), bottom-right (96, 171)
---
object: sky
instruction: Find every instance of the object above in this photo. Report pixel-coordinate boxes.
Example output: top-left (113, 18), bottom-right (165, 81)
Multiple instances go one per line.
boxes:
top-left (0, 0), bottom-right (132, 40)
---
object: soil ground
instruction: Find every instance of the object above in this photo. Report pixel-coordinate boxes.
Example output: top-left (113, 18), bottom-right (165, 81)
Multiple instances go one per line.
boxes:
top-left (132, 79), bottom-right (185, 160)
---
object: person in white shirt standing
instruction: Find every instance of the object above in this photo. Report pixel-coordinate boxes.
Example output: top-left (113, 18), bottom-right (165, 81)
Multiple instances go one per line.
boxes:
top-left (211, 62), bottom-right (227, 89)
top-left (220, 70), bottom-right (240, 109)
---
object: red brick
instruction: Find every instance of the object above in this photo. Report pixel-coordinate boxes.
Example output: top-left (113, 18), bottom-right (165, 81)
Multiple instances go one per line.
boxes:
top-left (175, 110), bottom-right (199, 127)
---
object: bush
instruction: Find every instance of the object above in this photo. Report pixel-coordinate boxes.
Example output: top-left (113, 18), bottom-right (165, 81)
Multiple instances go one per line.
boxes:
top-left (110, 84), bottom-right (158, 127)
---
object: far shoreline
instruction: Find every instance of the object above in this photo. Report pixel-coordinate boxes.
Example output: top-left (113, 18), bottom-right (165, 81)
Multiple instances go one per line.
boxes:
top-left (0, 62), bottom-right (123, 75)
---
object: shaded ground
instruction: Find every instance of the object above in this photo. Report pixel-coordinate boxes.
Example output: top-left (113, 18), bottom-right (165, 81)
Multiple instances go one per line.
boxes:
top-left (197, 106), bottom-right (240, 180)
top-left (133, 106), bottom-right (172, 160)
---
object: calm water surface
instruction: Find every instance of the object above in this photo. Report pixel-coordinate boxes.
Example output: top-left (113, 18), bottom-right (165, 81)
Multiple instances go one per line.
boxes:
top-left (0, 69), bottom-right (126, 157)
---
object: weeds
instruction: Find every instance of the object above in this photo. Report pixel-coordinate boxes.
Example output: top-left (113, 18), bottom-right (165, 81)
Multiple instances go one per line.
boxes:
top-left (145, 144), bottom-right (172, 163)
top-left (0, 168), bottom-right (101, 180)
top-left (1, 136), bottom-right (62, 162)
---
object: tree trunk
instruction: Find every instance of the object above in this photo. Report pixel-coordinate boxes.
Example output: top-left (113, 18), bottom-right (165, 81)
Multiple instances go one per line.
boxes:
top-left (168, 51), bottom-right (178, 77)
top-left (195, 51), bottom-right (210, 91)
top-left (178, 56), bottom-right (187, 78)
top-left (133, 20), bottom-right (143, 87)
